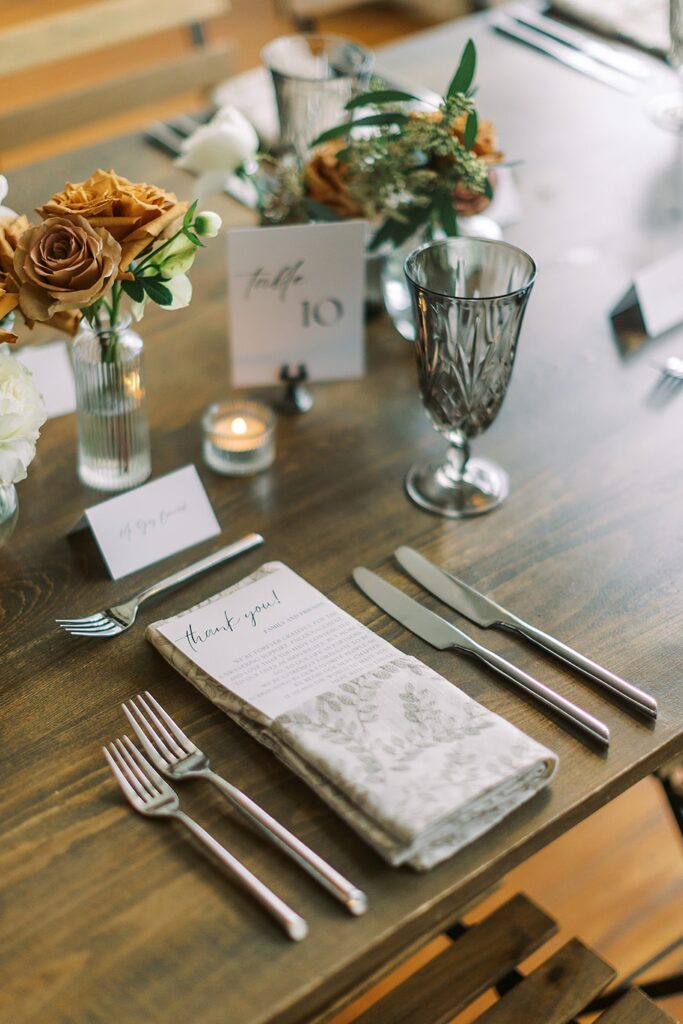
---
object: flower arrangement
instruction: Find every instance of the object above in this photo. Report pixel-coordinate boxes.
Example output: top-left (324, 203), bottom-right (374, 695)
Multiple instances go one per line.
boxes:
top-left (175, 40), bottom-right (502, 256)
top-left (0, 349), bottom-right (46, 485)
top-left (0, 169), bottom-right (221, 359)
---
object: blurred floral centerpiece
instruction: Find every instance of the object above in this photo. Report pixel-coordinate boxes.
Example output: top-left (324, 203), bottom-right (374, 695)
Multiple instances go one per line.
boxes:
top-left (0, 169), bottom-right (221, 492)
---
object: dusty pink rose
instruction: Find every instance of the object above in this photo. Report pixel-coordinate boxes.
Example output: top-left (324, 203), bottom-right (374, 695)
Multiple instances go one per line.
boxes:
top-left (13, 215), bottom-right (121, 321)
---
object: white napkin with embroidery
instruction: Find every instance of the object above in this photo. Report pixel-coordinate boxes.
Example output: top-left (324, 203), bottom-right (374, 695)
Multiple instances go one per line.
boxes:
top-left (146, 562), bottom-right (558, 870)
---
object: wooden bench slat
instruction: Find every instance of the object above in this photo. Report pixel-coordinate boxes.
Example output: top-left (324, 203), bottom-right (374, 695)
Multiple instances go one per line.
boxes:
top-left (595, 989), bottom-right (679, 1024)
top-left (0, 0), bottom-right (230, 77)
top-left (354, 894), bottom-right (557, 1024)
top-left (0, 45), bottom-right (232, 151)
top-left (473, 938), bottom-right (616, 1024)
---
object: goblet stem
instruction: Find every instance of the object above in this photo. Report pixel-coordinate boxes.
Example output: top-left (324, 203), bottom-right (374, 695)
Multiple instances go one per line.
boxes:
top-left (445, 436), bottom-right (471, 482)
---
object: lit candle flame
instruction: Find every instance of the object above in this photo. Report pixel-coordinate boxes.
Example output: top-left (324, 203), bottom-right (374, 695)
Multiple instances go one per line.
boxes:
top-left (231, 416), bottom-right (248, 435)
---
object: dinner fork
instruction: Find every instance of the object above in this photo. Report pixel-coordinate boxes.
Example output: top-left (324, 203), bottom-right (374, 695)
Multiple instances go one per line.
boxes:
top-left (57, 533), bottom-right (263, 637)
top-left (122, 692), bottom-right (368, 916)
top-left (103, 735), bottom-right (308, 941)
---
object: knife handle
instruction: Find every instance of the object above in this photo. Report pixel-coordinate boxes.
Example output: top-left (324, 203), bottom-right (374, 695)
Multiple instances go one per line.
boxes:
top-left (466, 642), bottom-right (610, 748)
top-left (504, 621), bottom-right (657, 720)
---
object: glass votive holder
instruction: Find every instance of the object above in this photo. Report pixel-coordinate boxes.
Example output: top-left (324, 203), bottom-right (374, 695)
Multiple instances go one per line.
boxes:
top-left (202, 400), bottom-right (276, 476)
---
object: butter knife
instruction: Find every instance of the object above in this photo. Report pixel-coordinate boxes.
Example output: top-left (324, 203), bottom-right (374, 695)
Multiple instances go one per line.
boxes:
top-left (353, 567), bottom-right (610, 748)
top-left (395, 546), bottom-right (657, 721)
top-left (489, 13), bottom-right (637, 94)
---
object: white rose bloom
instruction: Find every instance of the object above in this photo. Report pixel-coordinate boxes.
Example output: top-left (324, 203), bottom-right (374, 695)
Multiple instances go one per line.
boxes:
top-left (0, 174), bottom-right (17, 219)
top-left (0, 350), bottom-right (47, 485)
top-left (176, 106), bottom-right (259, 175)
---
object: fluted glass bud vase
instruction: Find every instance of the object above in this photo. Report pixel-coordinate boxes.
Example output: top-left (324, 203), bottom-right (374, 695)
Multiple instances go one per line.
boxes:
top-left (71, 314), bottom-right (151, 492)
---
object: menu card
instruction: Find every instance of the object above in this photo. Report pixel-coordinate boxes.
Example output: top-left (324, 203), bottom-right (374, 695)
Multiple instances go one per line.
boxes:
top-left (148, 562), bottom-right (558, 870)
top-left (155, 563), bottom-right (394, 718)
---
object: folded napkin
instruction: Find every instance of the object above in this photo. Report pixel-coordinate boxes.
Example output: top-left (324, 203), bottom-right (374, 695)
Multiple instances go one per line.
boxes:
top-left (146, 562), bottom-right (558, 870)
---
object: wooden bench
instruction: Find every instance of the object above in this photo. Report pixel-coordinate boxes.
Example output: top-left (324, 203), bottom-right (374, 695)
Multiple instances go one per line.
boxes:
top-left (351, 894), bottom-right (677, 1024)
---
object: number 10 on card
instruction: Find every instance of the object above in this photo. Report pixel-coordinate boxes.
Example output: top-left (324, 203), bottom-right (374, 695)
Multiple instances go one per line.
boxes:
top-left (227, 221), bottom-right (366, 388)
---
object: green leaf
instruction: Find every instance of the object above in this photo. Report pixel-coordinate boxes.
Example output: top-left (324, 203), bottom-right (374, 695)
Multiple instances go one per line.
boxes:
top-left (447, 39), bottom-right (476, 98)
top-left (142, 278), bottom-right (173, 306)
top-left (345, 89), bottom-right (421, 110)
top-left (464, 111), bottom-right (478, 150)
top-left (182, 227), bottom-right (205, 247)
top-left (121, 279), bottom-right (145, 303)
top-left (434, 190), bottom-right (458, 236)
top-left (368, 203), bottom-right (431, 252)
top-left (304, 199), bottom-right (342, 222)
top-left (311, 112), bottom-right (409, 146)
top-left (183, 199), bottom-right (198, 229)
top-left (483, 177), bottom-right (494, 200)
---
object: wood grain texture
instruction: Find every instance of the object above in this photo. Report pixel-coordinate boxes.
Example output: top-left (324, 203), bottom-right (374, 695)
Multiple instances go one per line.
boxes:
top-left (1, 14), bottom-right (682, 1024)
top-left (0, 44), bottom-right (234, 150)
top-left (595, 989), bottom-right (679, 1024)
top-left (0, 0), bottom-right (230, 76)
top-left (473, 939), bottom-right (615, 1024)
top-left (354, 894), bottom-right (557, 1024)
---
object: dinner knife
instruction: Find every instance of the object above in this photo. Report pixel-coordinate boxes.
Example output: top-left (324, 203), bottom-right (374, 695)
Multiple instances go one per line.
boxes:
top-left (353, 567), bottom-right (610, 748)
top-left (489, 13), bottom-right (637, 94)
top-left (508, 4), bottom-right (650, 80)
top-left (395, 546), bottom-right (657, 722)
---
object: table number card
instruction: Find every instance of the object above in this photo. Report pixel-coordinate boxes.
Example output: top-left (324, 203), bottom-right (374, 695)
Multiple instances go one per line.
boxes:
top-left (69, 465), bottom-right (220, 579)
top-left (612, 247), bottom-right (683, 338)
top-left (227, 221), bottom-right (366, 387)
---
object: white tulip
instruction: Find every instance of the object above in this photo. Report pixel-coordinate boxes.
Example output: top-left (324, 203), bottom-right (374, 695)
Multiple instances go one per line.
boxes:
top-left (176, 106), bottom-right (259, 175)
top-left (0, 350), bottom-right (47, 485)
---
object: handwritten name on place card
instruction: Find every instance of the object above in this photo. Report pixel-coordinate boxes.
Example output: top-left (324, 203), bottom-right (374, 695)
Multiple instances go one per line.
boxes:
top-left (227, 220), bottom-right (366, 388)
top-left (73, 465), bottom-right (220, 579)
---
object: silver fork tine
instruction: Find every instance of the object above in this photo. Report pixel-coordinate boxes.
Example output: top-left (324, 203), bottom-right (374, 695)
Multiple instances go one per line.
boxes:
top-left (56, 613), bottom-right (109, 625)
top-left (62, 618), bottom-right (121, 634)
top-left (122, 735), bottom-right (168, 790)
top-left (59, 619), bottom-right (117, 633)
top-left (144, 691), bottom-right (196, 754)
top-left (108, 741), bottom-right (151, 801)
top-left (114, 738), bottom-right (159, 798)
top-left (134, 694), bottom-right (186, 758)
top-left (122, 701), bottom-right (175, 766)
top-left (103, 746), bottom-right (142, 805)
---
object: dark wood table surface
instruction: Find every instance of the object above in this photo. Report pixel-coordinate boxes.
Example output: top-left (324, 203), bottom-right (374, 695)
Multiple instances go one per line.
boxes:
top-left (2, 14), bottom-right (683, 1024)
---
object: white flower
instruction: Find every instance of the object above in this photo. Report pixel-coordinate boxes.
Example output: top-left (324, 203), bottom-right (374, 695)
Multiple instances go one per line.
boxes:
top-left (176, 107), bottom-right (259, 175)
top-left (194, 211), bottom-right (222, 237)
top-left (0, 350), bottom-right (47, 485)
top-left (163, 274), bottom-right (192, 310)
top-left (0, 174), bottom-right (17, 219)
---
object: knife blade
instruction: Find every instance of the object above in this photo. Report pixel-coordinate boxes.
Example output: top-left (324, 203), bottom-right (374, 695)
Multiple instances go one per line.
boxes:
top-left (489, 13), bottom-right (637, 94)
top-left (353, 567), bottom-right (610, 748)
top-left (394, 546), bottom-right (657, 721)
top-left (508, 4), bottom-right (650, 80)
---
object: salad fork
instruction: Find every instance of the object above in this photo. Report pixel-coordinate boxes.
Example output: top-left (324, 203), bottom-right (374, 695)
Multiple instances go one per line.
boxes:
top-left (58, 533), bottom-right (263, 637)
top-left (103, 735), bottom-right (308, 941)
top-left (122, 691), bottom-right (368, 916)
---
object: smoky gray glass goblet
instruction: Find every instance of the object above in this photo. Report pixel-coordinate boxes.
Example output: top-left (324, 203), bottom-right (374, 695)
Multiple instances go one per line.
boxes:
top-left (404, 238), bottom-right (536, 518)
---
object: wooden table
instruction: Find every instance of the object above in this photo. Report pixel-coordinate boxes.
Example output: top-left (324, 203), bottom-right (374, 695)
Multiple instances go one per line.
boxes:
top-left (2, 15), bottom-right (682, 1024)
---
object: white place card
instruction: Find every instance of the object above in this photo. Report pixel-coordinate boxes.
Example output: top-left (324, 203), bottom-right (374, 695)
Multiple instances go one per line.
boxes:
top-left (70, 465), bottom-right (220, 580)
top-left (155, 562), bottom-right (395, 719)
top-left (227, 221), bottom-right (366, 387)
top-left (613, 248), bottom-right (683, 338)
top-left (14, 340), bottom-right (76, 419)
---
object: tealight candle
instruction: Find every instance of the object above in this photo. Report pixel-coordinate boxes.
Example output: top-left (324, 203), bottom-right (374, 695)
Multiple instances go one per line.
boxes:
top-left (202, 400), bottom-right (276, 476)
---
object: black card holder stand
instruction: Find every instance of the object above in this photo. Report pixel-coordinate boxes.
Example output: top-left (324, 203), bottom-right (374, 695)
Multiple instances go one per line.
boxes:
top-left (278, 363), bottom-right (314, 414)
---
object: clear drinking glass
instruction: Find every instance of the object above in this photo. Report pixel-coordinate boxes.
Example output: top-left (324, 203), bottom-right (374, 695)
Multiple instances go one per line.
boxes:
top-left (261, 34), bottom-right (373, 159)
top-left (71, 315), bottom-right (151, 492)
top-left (404, 238), bottom-right (536, 518)
top-left (650, 0), bottom-right (683, 131)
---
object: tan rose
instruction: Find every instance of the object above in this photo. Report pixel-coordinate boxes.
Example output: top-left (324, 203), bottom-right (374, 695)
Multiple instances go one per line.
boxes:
top-left (305, 143), bottom-right (365, 219)
top-left (13, 215), bottom-right (121, 322)
top-left (37, 169), bottom-right (187, 271)
top-left (451, 114), bottom-right (503, 164)
top-left (452, 170), bottom-right (497, 217)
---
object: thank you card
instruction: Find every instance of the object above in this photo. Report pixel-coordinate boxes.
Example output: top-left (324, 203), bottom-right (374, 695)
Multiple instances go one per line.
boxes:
top-left (227, 220), bottom-right (366, 387)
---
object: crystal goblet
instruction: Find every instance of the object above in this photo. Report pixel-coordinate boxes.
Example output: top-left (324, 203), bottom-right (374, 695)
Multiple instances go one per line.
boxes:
top-left (404, 237), bottom-right (536, 518)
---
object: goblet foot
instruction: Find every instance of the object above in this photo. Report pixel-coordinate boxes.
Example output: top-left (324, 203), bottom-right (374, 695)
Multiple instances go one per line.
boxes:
top-left (405, 456), bottom-right (509, 518)
top-left (649, 92), bottom-right (683, 133)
